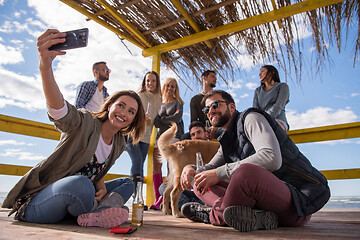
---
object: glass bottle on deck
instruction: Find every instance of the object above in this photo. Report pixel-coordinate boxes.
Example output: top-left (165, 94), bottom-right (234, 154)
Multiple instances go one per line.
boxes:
top-left (190, 152), bottom-right (205, 186)
top-left (131, 181), bottom-right (144, 226)
top-left (196, 152), bottom-right (204, 169)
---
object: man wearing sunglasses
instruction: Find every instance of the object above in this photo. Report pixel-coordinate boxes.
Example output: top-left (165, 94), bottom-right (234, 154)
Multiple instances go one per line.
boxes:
top-left (180, 90), bottom-right (330, 232)
top-left (75, 61), bottom-right (110, 111)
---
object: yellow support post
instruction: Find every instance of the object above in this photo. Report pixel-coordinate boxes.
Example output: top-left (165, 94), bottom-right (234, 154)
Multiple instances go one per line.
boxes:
top-left (152, 51), bottom-right (161, 75)
top-left (145, 126), bottom-right (157, 207)
top-left (145, 51), bottom-right (161, 206)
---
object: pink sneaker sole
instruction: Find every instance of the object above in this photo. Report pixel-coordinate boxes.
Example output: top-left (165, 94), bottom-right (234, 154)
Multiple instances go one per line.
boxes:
top-left (77, 207), bottom-right (129, 228)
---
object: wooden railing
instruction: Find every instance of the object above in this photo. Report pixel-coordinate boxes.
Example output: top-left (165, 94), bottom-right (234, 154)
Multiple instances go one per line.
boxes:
top-left (1, 114), bottom-right (360, 201)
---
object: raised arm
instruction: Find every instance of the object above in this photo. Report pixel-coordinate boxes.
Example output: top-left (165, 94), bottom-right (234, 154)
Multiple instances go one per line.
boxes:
top-left (37, 29), bottom-right (66, 109)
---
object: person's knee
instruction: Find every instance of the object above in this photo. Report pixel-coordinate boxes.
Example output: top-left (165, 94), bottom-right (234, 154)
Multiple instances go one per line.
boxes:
top-left (124, 177), bottom-right (135, 189)
top-left (68, 175), bottom-right (95, 198)
top-left (232, 163), bottom-right (265, 186)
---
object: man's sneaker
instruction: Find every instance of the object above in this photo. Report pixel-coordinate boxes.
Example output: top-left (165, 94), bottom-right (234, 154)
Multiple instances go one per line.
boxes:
top-left (77, 207), bottom-right (129, 228)
top-left (181, 202), bottom-right (211, 224)
top-left (223, 205), bottom-right (278, 232)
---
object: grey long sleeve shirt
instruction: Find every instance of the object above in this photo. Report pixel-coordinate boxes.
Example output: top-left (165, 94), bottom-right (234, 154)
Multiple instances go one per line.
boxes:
top-left (197, 112), bottom-right (282, 181)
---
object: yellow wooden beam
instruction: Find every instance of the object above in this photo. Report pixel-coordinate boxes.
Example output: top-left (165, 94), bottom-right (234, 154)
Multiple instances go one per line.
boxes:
top-left (104, 173), bottom-right (131, 181)
top-left (0, 163), bottom-right (31, 176)
top-left (152, 51), bottom-right (161, 75)
top-left (321, 168), bottom-right (360, 180)
top-left (0, 163), bottom-right (137, 182)
top-left (59, 0), bottom-right (145, 49)
top-left (271, 0), bottom-right (283, 28)
top-left (146, 126), bottom-right (158, 206)
top-left (288, 122), bottom-right (360, 144)
top-left (143, 0), bottom-right (346, 57)
top-left (170, 0), bottom-right (212, 48)
top-left (2, 163), bottom-right (359, 182)
top-left (0, 114), bottom-right (60, 141)
top-left (145, 54), bottom-right (162, 206)
top-left (97, 0), bottom-right (152, 48)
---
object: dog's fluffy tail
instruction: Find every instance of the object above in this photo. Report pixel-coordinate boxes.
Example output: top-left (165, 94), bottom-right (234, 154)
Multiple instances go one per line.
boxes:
top-left (157, 122), bottom-right (177, 163)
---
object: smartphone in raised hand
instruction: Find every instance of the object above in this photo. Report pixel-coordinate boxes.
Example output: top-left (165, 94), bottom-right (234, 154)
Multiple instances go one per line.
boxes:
top-left (49, 28), bottom-right (89, 51)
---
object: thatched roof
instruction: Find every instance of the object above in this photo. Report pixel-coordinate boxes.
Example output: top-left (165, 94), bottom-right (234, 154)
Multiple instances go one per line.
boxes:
top-left (60, 0), bottom-right (359, 85)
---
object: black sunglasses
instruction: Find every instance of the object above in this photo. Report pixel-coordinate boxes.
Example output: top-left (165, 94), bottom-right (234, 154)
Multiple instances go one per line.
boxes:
top-left (202, 100), bottom-right (228, 115)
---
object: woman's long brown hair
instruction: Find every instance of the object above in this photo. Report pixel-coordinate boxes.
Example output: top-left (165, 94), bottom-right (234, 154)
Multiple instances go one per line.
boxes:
top-left (92, 90), bottom-right (146, 144)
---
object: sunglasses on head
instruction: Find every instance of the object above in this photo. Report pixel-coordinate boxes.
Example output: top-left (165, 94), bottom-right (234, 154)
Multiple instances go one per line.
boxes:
top-left (202, 100), bottom-right (228, 115)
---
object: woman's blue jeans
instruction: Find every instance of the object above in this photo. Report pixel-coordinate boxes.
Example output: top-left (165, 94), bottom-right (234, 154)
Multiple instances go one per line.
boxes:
top-left (126, 137), bottom-right (150, 178)
top-left (25, 175), bottom-right (134, 224)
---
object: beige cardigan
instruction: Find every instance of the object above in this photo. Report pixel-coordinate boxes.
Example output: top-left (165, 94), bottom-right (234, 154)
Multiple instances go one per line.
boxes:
top-left (138, 91), bottom-right (161, 144)
top-left (2, 101), bottom-right (125, 209)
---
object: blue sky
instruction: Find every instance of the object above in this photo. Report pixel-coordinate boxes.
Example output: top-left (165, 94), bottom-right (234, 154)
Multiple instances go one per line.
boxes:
top-left (0, 0), bottom-right (359, 198)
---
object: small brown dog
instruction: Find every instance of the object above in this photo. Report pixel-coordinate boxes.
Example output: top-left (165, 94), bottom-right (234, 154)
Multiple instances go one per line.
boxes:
top-left (157, 123), bottom-right (220, 217)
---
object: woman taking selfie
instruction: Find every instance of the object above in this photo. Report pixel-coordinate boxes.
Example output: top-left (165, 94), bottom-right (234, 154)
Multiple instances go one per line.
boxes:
top-left (1, 29), bottom-right (146, 228)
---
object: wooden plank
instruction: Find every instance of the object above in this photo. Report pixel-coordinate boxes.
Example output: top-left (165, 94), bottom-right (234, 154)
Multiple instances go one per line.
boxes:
top-left (170, 0), bottom-right (212, 48)
top-left (146, 126), bottom-right (158, 206)
top-left (0, 208), bottom-right (359, 239)
top-left (59, 0), bottom-right (145, 49)
top-left (142, 0), bottom-right (237, 35)
top-left (0, 164), bottom-right (31, 176)
top-left (143, 0), bottom-right (346, 56)
top-left (321, 168), bottom-right (360, 180)
top-left (97, 0), bottom-right (152, 47)
top-left (0, 114), bottom-right (60, 141)
top-left (287, 122), bottom-right (360, 144)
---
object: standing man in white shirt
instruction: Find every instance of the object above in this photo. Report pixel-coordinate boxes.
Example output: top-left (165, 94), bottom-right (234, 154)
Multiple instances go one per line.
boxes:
top-left (75, 61), bottom-right (110, 111)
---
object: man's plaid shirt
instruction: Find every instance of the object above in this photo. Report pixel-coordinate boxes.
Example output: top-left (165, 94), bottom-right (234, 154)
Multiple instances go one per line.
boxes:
top-left (75, 80), bottom-right (109, 109)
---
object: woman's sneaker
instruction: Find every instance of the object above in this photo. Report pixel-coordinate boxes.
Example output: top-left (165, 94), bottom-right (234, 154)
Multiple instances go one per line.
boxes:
top-left (77, 207), bottom-right (129, 228)
top-left (223, 205), bottom-right (278, 232)
top-left (181, 202), bottom-right (211, 224)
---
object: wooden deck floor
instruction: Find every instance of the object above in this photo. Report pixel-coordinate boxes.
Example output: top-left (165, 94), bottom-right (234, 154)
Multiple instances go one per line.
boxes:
top-left (0, 207), bottom-right (359, 239)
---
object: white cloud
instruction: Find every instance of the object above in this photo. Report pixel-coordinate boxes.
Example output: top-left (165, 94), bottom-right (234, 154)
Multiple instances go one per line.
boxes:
top-left (14, 11), bottom-right (22, 18)
top-left (0, 0), bottom-right (155, 111)
top-left (27, 0), bottom-right (154, 95)
top-left (245, 82), bottom-right (258, 90)
top-left (288, 107), bottom-right (358, 130)
top-left (0, 21), bottom-right (12, 33)
top-left (0, 140), bottom-right (34, 146)
top-left (0, 44), bottom-right (24, 64)
top-left (228, 81), bottom-right (243, 89)
top-left (315, 139), bottom-right (360, 146)
top-left (0, 69), bottom-right (44, 110)
top-left (0, 148), bottom-right (45, 161)
top-left (351, 93), bottom-right (360, 97)
top-left (239, 93), bottom-right (249, 99)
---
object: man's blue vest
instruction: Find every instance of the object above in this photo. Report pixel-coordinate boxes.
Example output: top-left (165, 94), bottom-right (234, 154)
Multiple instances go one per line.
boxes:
top-left (218, 108), bottom-right (330, 216)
